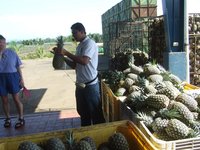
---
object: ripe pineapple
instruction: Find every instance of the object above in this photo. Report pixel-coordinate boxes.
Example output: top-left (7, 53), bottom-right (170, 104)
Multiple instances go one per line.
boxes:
top-left (175, 93), bottom-right (198, 111)
top-left (165, 119), bottom-right (190, 140)
top-left (45, 137), bottom-right (65, 150)
top-left (52, 36), bottom-right (66, 70)
top-left (18, 141), bottom-right (42, 150)
top-left (145, 94), bottom-right (170, 109)
top-left (108, 132), bottom-right (129, 150)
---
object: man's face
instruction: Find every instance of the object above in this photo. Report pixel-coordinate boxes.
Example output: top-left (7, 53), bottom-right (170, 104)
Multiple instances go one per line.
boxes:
top-left (0, 39), bottom-right (6, 51)
top-left (72, 29), bottom-right (83, 42)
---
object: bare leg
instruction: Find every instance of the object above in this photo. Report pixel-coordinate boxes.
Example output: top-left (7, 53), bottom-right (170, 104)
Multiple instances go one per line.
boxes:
top-left (12, 93), bottom-right (23, 119)
top-left (1, 95), bottom-right (10, 118)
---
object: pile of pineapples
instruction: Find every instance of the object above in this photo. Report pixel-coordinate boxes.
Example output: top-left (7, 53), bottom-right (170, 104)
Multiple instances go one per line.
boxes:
top-left (17, 130), bottom-right (129, 150)
top-left (111, 61), bottom-right (200, 141)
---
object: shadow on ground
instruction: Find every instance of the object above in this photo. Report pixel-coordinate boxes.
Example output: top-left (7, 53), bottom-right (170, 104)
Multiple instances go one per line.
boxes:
top-left (0, 88), bottom-right (47, 117)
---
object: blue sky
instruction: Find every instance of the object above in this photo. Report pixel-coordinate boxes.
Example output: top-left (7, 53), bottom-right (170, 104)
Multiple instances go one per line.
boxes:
top-left (0, 0), bottom-right (199, 41)
top-left (0, 0), bottom-right (122, 41)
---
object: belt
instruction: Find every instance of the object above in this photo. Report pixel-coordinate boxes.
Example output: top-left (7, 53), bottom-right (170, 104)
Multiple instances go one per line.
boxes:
top-left (85, 75), bottom-right (98, 85)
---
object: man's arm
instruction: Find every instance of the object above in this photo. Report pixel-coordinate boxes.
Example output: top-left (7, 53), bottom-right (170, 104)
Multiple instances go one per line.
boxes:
top-left (62, 49), bottom-right (90, 65)
top-left (64, 57), bottom-right (76, 69)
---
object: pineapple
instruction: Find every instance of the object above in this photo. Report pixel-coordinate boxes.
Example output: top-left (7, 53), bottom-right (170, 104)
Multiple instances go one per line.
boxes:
top-left (152, 117), bottom-right (169, 133)
top-left (156, 86), bottom-right (177, 100)
top-left (143, 62), bottom-right (161, 76)
top-left (175, 93), bottom-right (198, 111)
top-left (168, 101), bottom-right (194, 122)
top-left (97, 142), bottom-right (110, 150)
top-left (144, 84), bottom-right (157, 94)
top-left (108, 132), bottom-right (129, 150)
top-left (145, 94), bottom-right (170, 109)
top-left (153, 131), bottom-right (173, 141)
top-left (18, 141), bottom-right (42, 150)
top-left (127, 73), bottom-right (138, 81)
top-left (52, 36), bottom-right (66, 70)
top-left (165, 119), bottom-right (190, 140)
top-left (115, 87), bottom-right (126, 96)
top-left (74, 140), bottom-right (92, 150)
top-left (124, 78), bottom-right (134, 88)
top-left (80, 136), bottom-right (96, 150)
top-left (125, 91), bottom-right (146, 110)
top-left (45, 137), bottom-right (65, 150)
top-left (135, 111), bottom-right (154, 128)
top-left (128, 85), bottom-right (140, 94)
top-left (148, 74), bottom-right (163, 83)
top-left (129, 63), bottom-right (143, 75)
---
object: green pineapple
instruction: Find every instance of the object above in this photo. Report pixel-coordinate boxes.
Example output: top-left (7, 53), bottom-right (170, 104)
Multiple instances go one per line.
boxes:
top-left (124, 78), bottom-right (134, 88)
top-left (145, 94), bottom-right (170, 109)
top-left (152, 117), bottom-right (169, 133)
top-left (80, 136), bottom-right (96, 150)
top-left (52, 36), bottom-right (66, 70)
top-left (125, 91), bottom-right (146, 110)
top-left (128, 85), bottom-right (140, 94)
top-left (143, 62), bottom-right (161, 76)
top-left (108, 132), bottom-right (129, 150)
top-left (135, 111), bottom-right (154, 128)
top-left (18, 141), bottom-right (43, 150)
top-left (97, 142), bottom-right (110, 150)
top-left (148, 74), bottom-right (163, 83)
top-left (45, 137), bottom-right (65, 150)
top-left (175, 93), bottom-right (198, 111)
top-left (144, 84), bottom-right (157, 94)
top-left (74, 140), bottom-right (92, 150)
top-left (156, 86), bottom-right (177, 100)
top-left (153, 131), bottom-right (173, 141)
top-left (129, 63), bottom-right (143, 75)
top-left (165, 119), bottom-right (190, 140)
top-left (168, 101), bottom-right (194, 122)
top-left (126, 73), bottom-right (138, 81)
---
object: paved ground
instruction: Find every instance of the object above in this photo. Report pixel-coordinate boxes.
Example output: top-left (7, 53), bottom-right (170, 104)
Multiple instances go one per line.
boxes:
top-left (0, 58), bottom-right (77, 117)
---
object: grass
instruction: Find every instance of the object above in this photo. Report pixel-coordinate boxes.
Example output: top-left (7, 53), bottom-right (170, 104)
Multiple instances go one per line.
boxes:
top-left (15, 42), bottom-right (77, 60)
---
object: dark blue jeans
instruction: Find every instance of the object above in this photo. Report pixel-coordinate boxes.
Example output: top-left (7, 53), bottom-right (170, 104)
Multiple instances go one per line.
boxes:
top-left (75, 82), bottom-right (105, 126)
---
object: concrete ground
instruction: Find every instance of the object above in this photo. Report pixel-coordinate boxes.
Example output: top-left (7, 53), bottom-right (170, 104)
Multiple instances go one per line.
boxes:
top-left (0, 58), bottom-right (77, 116)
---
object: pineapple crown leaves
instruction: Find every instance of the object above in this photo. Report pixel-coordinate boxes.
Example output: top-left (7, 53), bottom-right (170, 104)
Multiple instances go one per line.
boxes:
top-left (55, 36), bottom-right (65, 51)
top-left (187, 128), bottom-right (200, 138)
top-left (65, 130), bottom-right (76, 148)
top-left (155, 108), bottom-right (182, 120)
top-left (160, 71), bottom-right (172, 81)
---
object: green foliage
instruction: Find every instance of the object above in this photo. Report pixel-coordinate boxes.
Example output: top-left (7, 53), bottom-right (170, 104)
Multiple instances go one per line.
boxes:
top-left (88, 33), bottom-right (103, 43)
top-left (8, 41), bottom-right (24, 54)
top-left (100, 70), bottom-right (125, 92)
top-left (35, 46), bottom-right (46, 58)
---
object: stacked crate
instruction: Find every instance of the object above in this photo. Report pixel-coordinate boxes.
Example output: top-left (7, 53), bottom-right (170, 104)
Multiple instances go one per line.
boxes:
top-left (102, 0), bottom-right (157, 56)
top-left (189, 13), bottom-right (200, 86)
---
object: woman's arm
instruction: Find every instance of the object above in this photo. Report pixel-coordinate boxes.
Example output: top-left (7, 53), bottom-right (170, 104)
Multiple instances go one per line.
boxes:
top-left (17, 66), bottom-right (24, 87)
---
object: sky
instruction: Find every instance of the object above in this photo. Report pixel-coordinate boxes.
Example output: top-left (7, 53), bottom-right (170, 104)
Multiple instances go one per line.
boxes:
top-left (0, 0), bottom-right (199, 41)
